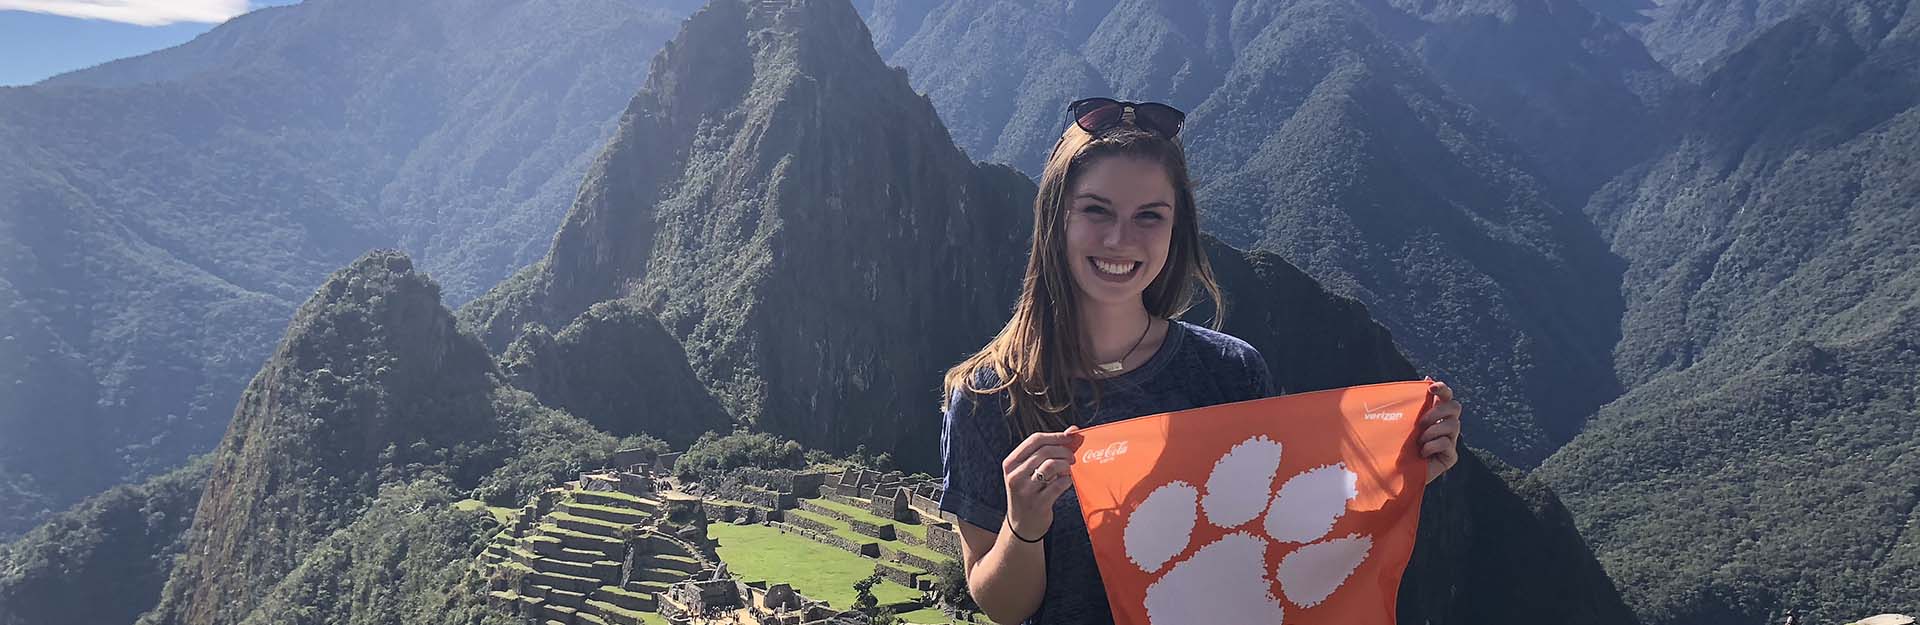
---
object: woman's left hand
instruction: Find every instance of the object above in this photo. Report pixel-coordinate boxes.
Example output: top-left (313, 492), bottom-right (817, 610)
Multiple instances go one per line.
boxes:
top-left (1419, 377), bottom-right (1462, 484)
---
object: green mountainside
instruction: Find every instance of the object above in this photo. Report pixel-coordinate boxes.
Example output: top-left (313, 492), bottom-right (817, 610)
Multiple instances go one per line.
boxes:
top-left (0, 456), bottom-right (210, 625)
top-left (0, 0), bottom-right (695, 539)
top-left (138, 251), bottom-right (507, 625)
top-left (1574, 0), bottom-right (1838, 76)
top-left (231, 478), bottom-right (516, 625)
top-left (1200, 235), bottom-right (1416, 393)
top-left (1538, 0), bottom-right (1920, 620)
top-left (1370, 0), bottom-right (1680, 200)
top-left (500, 300), bottom-right (731, 445)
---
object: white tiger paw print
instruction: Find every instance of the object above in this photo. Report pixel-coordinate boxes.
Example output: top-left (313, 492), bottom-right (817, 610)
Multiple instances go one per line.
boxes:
top-left (1123, 436), bottom-right (1372, 623)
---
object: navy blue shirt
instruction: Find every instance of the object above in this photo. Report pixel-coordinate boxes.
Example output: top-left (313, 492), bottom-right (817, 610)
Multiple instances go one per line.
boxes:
top-left (938, 319), bottom-right (1275, 625)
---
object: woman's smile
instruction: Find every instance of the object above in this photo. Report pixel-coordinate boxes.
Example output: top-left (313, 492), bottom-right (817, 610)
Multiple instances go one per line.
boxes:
top-left (1089, 257), bottom-right (1142, 281)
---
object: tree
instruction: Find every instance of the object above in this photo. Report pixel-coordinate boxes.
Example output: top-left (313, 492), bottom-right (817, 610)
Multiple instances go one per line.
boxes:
top-left (853, 570), bottom-right (884, 610)
top-left (931, 559), bottom-right (974, 611)
top-left (673, 430), bottom-right (807, 480)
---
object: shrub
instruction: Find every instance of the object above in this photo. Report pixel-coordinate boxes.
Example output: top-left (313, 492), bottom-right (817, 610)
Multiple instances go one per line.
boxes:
top-left (673, 430), bottom-right (806, 480)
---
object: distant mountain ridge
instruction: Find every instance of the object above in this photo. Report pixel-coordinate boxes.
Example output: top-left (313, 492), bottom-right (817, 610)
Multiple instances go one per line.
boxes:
top-left (0, 0), bottom-right (697, 538)
top-left (1575, 0), bottom-right (1841, 76)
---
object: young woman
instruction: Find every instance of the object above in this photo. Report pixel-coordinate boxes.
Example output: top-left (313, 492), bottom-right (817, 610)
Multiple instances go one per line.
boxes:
top-left (937, 98), bottom-right (1464, 625)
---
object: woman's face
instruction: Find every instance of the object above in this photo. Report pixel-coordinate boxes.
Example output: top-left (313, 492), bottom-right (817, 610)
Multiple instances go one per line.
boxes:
top-left (1063, 155), bottom-right (1177, 309)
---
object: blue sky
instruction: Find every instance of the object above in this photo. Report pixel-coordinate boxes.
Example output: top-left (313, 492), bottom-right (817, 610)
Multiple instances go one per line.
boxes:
top-left (0, 1), bottom-right (299, 86)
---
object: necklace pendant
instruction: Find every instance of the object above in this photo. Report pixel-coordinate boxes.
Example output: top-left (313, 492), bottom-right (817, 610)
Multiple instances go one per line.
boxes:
top-left (1096, 361), bottom-right (1125, 373)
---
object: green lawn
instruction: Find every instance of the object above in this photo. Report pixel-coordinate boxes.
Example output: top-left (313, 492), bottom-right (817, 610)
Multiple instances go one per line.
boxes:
top-left (706, 522), bottom-right (921, 609)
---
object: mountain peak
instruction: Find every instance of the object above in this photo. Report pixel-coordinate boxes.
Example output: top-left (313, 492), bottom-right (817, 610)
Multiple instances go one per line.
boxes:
top-left (312, 249), bottom-right (428, 308)
top-left (747, 0), bottom-right (883, 54)
top-left (462, 0), bottom-right (1030, 458)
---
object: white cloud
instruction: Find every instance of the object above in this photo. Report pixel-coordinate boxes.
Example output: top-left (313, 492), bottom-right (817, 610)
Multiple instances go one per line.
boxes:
top-left (0, 0), bottom-right (250, 26)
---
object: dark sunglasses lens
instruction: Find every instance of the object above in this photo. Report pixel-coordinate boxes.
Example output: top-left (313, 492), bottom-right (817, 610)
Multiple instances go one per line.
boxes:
top-left (1073, 99), bottom-right (1123, 132)
top-left (1135, 103), bottom-right (1185, 137)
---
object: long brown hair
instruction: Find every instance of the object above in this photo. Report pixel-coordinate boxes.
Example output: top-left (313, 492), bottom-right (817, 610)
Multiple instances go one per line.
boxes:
top-left (942, 123), bottom-right (1224, 441)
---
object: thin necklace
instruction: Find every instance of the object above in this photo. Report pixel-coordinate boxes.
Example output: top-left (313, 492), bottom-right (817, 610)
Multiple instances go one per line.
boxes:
top-left (1095, 317), bottom-right (1153, 375)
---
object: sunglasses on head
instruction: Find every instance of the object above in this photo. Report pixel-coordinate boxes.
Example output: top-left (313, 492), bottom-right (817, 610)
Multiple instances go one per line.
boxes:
top-left (1069, 97), bottom-right (1186, 139)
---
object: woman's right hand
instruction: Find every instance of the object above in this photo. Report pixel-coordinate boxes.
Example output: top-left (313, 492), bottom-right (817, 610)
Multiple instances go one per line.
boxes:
top-left (1000, 425), bottom-right (1082, 540)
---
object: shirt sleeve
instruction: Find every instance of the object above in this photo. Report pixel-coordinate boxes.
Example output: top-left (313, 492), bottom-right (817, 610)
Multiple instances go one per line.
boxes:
top-left (1246, 347), bottom-right (1278, 399)
top-left (939, 381), bottom-right (1012, 533)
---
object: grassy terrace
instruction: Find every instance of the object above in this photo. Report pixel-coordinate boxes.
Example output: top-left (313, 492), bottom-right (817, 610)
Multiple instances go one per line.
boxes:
top-left (472, 488), bottom-right (685, 625)
top-left (806, 496), bottom-right (930, 541)
top-left (783, 509), bottom-right (893, 557)
top-left (584, 599), bottom-right (665, 625)
top-left (785, 508), bottom-right (951, 569)
top-left (551, 511), bottom-right (632, 533)
top-left (534, 523), bottom-right (622, 551)
top-left (596, 584), bottom-right (654, 602)
top-left (568, 489), bottom-right (658, 507)
top-left (706, 522), bottom-right (920, 609)
top-left (565, 501), bottom-right (653, 520)
top-left (453, 498), bottom-right (517, 524)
